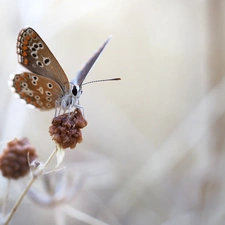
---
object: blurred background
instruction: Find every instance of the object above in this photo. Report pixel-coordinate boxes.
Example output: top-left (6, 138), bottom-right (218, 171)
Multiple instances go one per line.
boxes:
top-left (1, 0), bottom-right (225, 224)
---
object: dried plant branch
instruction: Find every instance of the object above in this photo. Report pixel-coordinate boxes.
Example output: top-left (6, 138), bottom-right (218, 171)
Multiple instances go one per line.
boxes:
top-left (3, 147), bottom-right (57, 225)
top-left (63, 204), bottom-right (110, 225)
top-left (1, 179), bottom-right (10, 217)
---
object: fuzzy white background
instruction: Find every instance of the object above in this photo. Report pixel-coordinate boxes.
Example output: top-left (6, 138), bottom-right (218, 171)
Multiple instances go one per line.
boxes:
top-left (1, 0), bottom-right (225, 225)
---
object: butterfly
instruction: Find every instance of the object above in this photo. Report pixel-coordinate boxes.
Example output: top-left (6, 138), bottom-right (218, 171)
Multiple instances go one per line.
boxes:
top-left (12, 27), bottom-right (113, 112)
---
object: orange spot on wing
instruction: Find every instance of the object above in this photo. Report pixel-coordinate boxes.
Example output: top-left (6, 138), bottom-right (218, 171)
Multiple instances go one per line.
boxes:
top-left (34, 102), bottom-right (39, 108)
top-left (25, 35), bottom-right (31, 41)
top-left (22, 45), bottom-right (28, 51)
top-left (23, 58), bottom-right (29, 65)
top-left (26, 98), bottom-right (31, 103)
top-left (15, 76), bottom-right (24, 82)
top-left (22, 51), bottom-right (27, 57)
top-left (15, 82), bottom-right (20, 88)
top-left (23, 40), bottom-right (29, 45)
top-left (31, 33), bottom-right (36, 39)
top-left (23, 73), bottom-right (30, 79)
top-left (20, 92), bottom-right (26, 98)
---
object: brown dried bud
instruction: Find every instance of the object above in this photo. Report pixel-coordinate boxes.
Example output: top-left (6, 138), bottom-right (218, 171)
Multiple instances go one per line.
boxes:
top-left (49, 109), bottom-right (87, 149)
top-left (0, 138), bottom-right (38, 179)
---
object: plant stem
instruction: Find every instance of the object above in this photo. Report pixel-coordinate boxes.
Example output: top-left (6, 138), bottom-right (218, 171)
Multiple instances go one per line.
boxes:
top-left (4, 176), bottom-right (36, 225)
top-left (63, 204), bottom-right (110, 225)
top-left (4, 148), bottom-right (57, 225)
top-left (44, 147), bottom-right (58, 167)
top-left (2, 179), bottom-right (11, 217)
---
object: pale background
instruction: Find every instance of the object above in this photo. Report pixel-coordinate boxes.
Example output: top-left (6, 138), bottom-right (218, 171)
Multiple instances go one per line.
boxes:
top-left (1, 0), bottom-right (225, 225)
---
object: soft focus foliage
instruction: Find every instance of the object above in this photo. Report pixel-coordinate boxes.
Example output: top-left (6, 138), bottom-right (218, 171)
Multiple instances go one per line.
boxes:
top-left (0, 138), bottom-right (37, 179)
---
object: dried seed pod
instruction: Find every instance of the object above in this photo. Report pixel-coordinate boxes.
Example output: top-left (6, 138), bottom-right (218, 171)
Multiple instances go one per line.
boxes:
top-left (0, 138), bottom-right (38, 179)
top-left (49, 109), bottom-right (87, 149)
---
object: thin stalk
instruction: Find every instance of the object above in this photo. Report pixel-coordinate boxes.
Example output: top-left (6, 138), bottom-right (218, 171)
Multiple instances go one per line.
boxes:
top-left (2, 179), bottom-right (11, 217)
top-left (4, 176), bottom-right (36, 225)
top-left (4, 148), bottom-right (57, 225)
top-left (63, 204), bottom-right (110, 225)
top-left (44, 147), bottom-right (58, 167)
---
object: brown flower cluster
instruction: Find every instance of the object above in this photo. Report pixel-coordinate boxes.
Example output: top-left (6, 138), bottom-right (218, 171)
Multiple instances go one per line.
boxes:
top-left (49, 109), bottom-right (87, 149)
top-left (0, 138), bottom-right (38, 179)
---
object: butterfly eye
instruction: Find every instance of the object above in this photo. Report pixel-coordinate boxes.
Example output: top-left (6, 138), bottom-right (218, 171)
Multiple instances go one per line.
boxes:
top-left (72, 86), bottom-right (77, 96)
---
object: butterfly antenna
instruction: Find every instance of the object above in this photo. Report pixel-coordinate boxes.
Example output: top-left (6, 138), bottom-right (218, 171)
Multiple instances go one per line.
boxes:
top-left (82, 77), bottom-right (121, 86)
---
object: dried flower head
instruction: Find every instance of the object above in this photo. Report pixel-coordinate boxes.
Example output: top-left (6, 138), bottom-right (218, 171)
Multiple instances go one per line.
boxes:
top-left (49, 108), bottom-right (87, 149)
top-left (0, 138), bottom-right (38, 179)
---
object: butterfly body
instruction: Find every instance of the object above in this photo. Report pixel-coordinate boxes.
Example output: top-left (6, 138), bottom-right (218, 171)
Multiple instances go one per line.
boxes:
top-left (12, 27), bottom-right (111, 111)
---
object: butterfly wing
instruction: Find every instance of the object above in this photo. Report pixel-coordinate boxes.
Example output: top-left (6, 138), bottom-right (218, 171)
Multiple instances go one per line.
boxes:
top-left (17, 27), bottom-right (70, 93)
top-left (12, 72), bottom-right (64, 110)
top-left (71, 36), bottom-right (112, 86)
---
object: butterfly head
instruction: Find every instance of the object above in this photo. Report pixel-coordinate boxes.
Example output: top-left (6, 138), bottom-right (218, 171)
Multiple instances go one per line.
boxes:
top-left (58, 83), bottom-right (82, 111)
top-left (71, 84), bottom-right (83, 99)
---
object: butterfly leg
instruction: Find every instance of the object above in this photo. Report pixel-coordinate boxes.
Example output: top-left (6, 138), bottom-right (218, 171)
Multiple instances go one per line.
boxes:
top-left (69, 97), bottom-right (85, 117)
top-left (75, 100), bottom-right (85, 118)
top-left (55, 100), bottom-right (62, 117)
